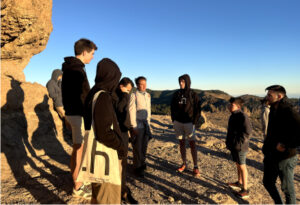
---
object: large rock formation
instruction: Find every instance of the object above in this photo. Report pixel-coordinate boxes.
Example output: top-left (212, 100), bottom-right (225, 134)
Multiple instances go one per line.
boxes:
top-left (1, 0), bottom-right (53, 83)
top-left (1, 0), bottom-right (69, 162)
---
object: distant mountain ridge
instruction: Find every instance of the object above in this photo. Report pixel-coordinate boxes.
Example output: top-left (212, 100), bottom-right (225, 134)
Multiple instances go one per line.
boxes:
top-left (146, 89), bottom-right (299, 116)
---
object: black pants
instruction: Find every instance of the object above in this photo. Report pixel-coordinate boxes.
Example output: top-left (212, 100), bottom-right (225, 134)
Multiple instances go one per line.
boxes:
top-left (263, 155), bottom-right (297, 204)
top-left (121, 131), bottom-right (129, 197)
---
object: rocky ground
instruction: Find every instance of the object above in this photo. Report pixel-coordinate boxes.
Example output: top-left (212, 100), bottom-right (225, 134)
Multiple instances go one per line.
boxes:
top-left (1, 113), bottom-right (300, 204)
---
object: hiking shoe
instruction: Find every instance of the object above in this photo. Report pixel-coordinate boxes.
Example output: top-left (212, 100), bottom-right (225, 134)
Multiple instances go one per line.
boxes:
top-left (228, 181), bottom-right (242, 190)
top-left (72, 184), bottom-right (92, 199)
top-left (236, 188), bottom-right (249, 199)
top-left (193, 167), bottom-right (200, 177)
top-left (177, 164), bottom-right (186, 173)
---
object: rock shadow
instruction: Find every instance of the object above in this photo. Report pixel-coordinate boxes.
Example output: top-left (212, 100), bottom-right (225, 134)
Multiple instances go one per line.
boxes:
top-left (1, 77), bottom-right (69, 203)
top-left (31, 94), bottom-right (70, 166)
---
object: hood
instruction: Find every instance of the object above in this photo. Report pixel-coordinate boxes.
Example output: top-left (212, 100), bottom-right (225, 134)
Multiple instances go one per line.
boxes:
top-left (94, 58), bottom-right (122, 92)
top-left (51, 69), bottom-right (63, 82)
top-left (62, 57), bottom-right (85, 72)
top-left (84, 58), bottom-right (122, 130)
top-left (178, 74), bottom-right (191, 90)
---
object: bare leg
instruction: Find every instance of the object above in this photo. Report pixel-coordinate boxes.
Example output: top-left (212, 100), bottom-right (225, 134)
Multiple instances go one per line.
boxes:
top-left (189, 140), bottom-right (198, 167)
top-left (239, 164), bottom-right (248, 190)
top-left (70, 143), bottom-right (83, 190)
top-left (179, 139), bottom-right (186, 164)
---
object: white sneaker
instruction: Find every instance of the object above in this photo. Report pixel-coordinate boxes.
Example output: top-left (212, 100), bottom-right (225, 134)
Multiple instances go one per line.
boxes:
top-left (72, 184), bottom-right (92, 199)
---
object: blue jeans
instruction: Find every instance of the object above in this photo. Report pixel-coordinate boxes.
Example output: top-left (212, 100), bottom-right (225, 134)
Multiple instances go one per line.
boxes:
top-left (263, 155), bottom-right (298, 204)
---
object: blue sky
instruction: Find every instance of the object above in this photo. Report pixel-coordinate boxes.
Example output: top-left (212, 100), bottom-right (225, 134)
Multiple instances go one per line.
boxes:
top-left (25, 0), bottom-right (300, 97)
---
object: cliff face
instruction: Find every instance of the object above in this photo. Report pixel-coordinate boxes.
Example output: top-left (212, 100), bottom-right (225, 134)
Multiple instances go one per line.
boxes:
top-left (1, 0), bottom-right (53, 83)
top-left (1, 0), bottom-right (68, 160)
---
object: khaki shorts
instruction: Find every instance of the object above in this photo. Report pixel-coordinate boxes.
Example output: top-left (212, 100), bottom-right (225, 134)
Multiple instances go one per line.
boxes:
top-left (173, 120), bottom-right (195, 140)
top-left (65, 115), bottom-right (85, 144)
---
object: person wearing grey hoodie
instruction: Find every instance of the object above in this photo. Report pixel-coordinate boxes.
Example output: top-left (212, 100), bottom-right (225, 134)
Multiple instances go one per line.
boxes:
top-left (46, 69), bottom-right (64, 118)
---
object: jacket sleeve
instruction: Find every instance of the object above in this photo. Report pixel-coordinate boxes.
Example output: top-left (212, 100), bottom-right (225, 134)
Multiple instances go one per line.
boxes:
top-left (129, 93), bottom-right (137, 128)
top-left (93, 93), bottom-right (124, 153)
top-left (243, 113), bottom-right (252, 139)
top-left (280, 107), bottom-right (300, 148)
top-left (147, 93), bottom-right (151, 125)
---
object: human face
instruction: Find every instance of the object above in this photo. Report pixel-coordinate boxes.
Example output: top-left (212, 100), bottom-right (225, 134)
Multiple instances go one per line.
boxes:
top-left (57, 75), bottom-right (62, 81)
top-left (228, 103), bottom-right (240, 113)
top-left (179, 79), bottom-right (185, 89)
top-left (266, 90), bottom-right (282, 104)
top-left (137, 79), bottom-right (147, 92)
top-left (83, 49), bottom-right (95, 64)
top-left (120, 83), bottom-right (132, 93)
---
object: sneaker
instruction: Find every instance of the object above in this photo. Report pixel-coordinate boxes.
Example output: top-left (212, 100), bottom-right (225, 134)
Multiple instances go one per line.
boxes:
top-left (72, 184), bottom-right (92, 199)
top-left (228, 181), bottom-right (242, 190)
top-left (236, 188), bottom-right (249, 199)
top-left (177, 164), bottom-right (186, 173)
top-left (193, 167), bottom-right (200, 177)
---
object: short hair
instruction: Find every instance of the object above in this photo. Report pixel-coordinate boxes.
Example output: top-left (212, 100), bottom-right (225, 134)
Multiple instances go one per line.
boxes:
top-left (135, 76), bottom-right (147, 86)
top-left (229, 97), bottom-right (244, 107)
top-left (265, 85), bottom-right (286, 96)
top-left (119, 77), bottom-right (134, 88)
top-left (260, 97), bottom-right (268, 105)
top-left (74, 38), bottom-right (97, 56)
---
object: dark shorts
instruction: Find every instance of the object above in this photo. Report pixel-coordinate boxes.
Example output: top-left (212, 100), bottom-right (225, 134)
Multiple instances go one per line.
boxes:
top-left (231, 150), bottom-right (248, 165)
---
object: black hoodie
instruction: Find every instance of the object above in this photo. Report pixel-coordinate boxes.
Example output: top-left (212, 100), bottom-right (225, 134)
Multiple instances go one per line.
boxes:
top-left (84, 58), bottom-right (125, 159)
top-left (171, 74), bottom-right (200, 124)
top-left (226, 109), bottom-right (252, 152)
top-left (46, 69), bottom-right (63, 107)
top-left (262, 97), bottom-right (300, 160)
top-left (61, 57), bottom-right (90, 116)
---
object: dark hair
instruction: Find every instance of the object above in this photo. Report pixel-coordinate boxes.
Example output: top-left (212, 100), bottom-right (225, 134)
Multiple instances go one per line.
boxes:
top-left (119, 77), bottom-right (134, 88)
top-left (265, 85), bottom-right (286, 96)
top-left (260, 97), bottom-right (268, 105)
top-left (74, 38), bottom-right (98, 56)
top-left (135, 76), bottom-right (147, 86)
top-left (229, 97), bottom-right (244, 107)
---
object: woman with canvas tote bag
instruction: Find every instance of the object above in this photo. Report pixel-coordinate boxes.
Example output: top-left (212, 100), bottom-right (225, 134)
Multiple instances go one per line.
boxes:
top-left (83, 58), bottom-right (126, 204)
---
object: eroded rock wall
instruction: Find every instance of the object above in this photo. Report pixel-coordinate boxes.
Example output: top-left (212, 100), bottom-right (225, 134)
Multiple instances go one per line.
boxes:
top-left (1, 0), bottom-right (69, 160)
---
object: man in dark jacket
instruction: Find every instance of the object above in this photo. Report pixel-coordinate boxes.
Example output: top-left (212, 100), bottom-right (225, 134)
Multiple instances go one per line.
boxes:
top-left (113, 77), bottom-right (138, 204)
top-left (170, 74), bottom-right (201, 177)
top-left (61, 38), bottom-right (97, 198)
top-left (263, 85), bottom-right (300, 204)
top-left (226, 97), bottom-right (252, 199)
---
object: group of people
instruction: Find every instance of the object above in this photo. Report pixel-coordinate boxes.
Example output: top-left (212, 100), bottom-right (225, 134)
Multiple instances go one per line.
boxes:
top-left (46, 38), bottom-right (300, 204)
top-left (225, 85), bottom-right (300, 203)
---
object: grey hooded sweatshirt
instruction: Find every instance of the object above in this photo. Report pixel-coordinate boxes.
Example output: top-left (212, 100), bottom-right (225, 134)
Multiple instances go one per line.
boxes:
top-left (46, 69), bottom-right (63, 107)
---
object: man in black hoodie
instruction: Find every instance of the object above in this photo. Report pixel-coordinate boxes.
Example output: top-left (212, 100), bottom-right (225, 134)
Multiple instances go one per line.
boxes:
top-left (263, 85), bottom-right (300, 204)
top-left (61, 38), bottom-right (97, 198)
top-left (171, 74), bottom-right (201, 177)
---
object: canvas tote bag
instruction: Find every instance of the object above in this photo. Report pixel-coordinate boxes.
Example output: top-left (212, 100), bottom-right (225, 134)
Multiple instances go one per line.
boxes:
top-left (77, 90), bottom-right (121, 185)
